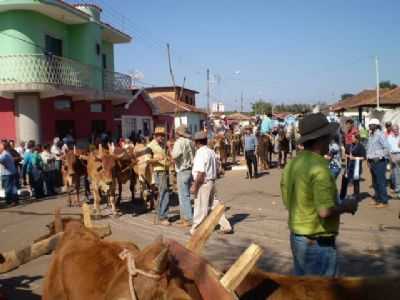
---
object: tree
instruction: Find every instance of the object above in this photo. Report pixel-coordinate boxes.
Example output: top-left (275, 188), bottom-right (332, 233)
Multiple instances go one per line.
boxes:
top-left (341, 93), bottom-right (354, 100)
top-left (379, 80), bottom-right (397, 90)
top-left (251, 100), bottom-right (272, 115)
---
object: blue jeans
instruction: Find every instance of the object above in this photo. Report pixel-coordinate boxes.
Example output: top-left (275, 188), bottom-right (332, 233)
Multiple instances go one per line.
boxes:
top-left (390, 157), bottom-right (400, 193)
top-left (290, 233), bottom-right (337, 276)
top-left (1, 174), bottom-right (18, 204)
top-left (369, 159), bottom-right (389, 204)
top-left (154, 171), bottom-right (170, 220)
top-left (177, 169), bottom-right (193, 222)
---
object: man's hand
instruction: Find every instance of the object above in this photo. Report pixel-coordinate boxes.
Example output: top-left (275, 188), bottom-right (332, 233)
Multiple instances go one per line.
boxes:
top-left (190, 184), bottom-right (198, 196)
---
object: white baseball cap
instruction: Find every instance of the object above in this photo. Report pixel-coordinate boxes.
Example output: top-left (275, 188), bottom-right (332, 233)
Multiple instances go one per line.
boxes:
top-left (369, 118), bottom-right (380, 126)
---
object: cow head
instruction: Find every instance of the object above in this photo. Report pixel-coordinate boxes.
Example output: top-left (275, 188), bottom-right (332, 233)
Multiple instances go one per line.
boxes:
top-left (107, 239), bottom-right (192, 300)
top-left (64, 150), bottom-right (78, 176)
top-left (88, 145), bottom-right (118, 192)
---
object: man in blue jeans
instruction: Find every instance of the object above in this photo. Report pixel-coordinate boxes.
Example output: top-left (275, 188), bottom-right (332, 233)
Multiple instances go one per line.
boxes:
top-left (367, 118), bottom-right (390, 208)
top-left (0, 140), bottom-right (19, 206)
top-left (171, 125), bottom-right (195, 227)
top-left (281, 113), bottom-right (358, 276)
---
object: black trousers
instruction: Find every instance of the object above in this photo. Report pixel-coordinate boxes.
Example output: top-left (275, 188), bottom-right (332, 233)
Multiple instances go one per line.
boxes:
top-left (340, 175), bottom-right (360, 200)
top-left (245, 150), bottom-right (258, 178)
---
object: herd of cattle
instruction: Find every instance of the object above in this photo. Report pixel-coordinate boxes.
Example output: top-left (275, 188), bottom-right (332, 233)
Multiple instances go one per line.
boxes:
top-left (62, 143), bottom-right (155, 217)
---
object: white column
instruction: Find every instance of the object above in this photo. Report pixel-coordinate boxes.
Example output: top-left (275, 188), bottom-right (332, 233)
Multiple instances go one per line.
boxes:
top-left (15, 93), bottom-right (41, 143)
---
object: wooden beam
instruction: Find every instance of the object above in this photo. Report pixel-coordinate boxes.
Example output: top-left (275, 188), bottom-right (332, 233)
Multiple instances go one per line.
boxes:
top-left (186, 203), bottom-right (225, 254)
top-left (220, 243), bottom-right (263, 291)
top-left (0, 232), bottom-right (63, 274)
top-left (82, 203), bottom-right (93, 228)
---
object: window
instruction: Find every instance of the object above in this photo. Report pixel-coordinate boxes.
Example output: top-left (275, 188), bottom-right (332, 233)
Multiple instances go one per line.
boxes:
top-left (185, 95), bottom-right (189, 103)
top-left (143, 119), bottom-right (151, 137)
top-left (54, 99), bottom-right (72, 111)
top-left (96, 43), bottom-right (101, 56)
top-left (45, 35), bottom-right (63, 56)
top-left (90, 103), bottom-right (104, 113)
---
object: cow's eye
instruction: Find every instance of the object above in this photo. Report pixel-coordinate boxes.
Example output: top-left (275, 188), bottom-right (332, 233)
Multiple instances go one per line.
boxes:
top-left (97, 166), bottom-right (103, 172)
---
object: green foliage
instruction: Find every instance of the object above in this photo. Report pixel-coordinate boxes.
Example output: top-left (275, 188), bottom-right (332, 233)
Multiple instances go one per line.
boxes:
top-left (251, 100), bottom-right (272, 115)
top-left (273, 103), bottom-right (313, 114)
top-left (341, 93), bottom-right (354, 100)
top-left (379, 81), bottom-right (397, 89)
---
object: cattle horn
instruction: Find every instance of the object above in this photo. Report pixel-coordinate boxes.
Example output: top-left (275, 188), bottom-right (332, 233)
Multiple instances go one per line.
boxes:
top-left (73, 146), bottom-right (77, 155)
top-left (111, 142), bottom-right (115, 154)
top-left (99, 144), bottom-right (103, 156)
top-left (152, 247), bottom-right (169, 273)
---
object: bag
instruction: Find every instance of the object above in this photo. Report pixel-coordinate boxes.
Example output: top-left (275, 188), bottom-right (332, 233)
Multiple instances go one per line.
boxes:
top-left (353, 159), bottom-right (360, 181)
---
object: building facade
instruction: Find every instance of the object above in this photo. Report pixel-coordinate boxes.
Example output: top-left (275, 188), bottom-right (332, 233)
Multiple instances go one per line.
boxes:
top-left (113, 89), bottom-right (159, 140)
top-left (146, 86), bottom-right (206, 136)
top-left (0, 0), bottom-right (132, 143)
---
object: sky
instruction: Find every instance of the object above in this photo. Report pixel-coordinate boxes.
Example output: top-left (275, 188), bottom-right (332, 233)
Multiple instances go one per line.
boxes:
top-left (72, 0), bottom-right (400, 111)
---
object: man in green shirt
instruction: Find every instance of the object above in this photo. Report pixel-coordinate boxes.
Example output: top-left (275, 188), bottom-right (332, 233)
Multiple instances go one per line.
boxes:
top-left (281, 113), bottom-right (358, 276)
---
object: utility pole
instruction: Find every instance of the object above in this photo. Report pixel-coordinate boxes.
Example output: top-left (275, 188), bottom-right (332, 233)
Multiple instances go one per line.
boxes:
top-left (206, 68), bottom-right (210, 114)
top-left (240, 91), bottom-right (244, 113)
top-left (375, 56), bottom-right (380, 110)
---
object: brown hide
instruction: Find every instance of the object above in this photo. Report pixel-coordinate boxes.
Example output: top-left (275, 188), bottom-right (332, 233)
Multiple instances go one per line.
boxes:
top-left (62, 150), bottom-right (88, 206)
top-left (42, 224), bottom-right (192, 300)
top-left (235, 268), bottom-right (400, 300)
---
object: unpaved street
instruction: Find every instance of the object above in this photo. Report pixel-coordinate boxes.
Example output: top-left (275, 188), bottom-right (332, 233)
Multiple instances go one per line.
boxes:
top-left (1, 165), bottom-right (400, 299)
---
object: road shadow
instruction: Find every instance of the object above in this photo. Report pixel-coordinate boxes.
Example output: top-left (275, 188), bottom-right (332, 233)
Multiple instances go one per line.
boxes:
top-left (228, 213), bottom-right (250, 227)
top-left (0, 275), bottom-right (42, 300)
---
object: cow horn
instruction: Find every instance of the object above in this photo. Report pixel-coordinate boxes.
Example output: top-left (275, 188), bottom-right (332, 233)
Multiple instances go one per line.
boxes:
top-left (111, 142), bottom-right (115, 154)
top-left (99, 144), bottom-right (103, 156)
top-left (151, 247), bottom-right (169, 273)
top-left (73, 146), bottom-right (77, 155)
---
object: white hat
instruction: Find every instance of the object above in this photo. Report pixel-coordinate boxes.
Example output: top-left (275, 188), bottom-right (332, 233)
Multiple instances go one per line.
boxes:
top-left (369, 118), bottom-right (380, 126)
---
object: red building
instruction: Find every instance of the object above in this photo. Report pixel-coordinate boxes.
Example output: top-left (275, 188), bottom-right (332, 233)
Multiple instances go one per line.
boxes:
top-left (113, 89), bottom-right (159, 139)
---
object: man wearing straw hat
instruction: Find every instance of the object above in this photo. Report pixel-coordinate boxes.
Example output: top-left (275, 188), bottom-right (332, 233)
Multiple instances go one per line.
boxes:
top-left (148, 126), bottom-right (171, 226)
top-left (171, 125), bottom-right (195, 227)
top-left (281, 113), bottom-right (358, 276)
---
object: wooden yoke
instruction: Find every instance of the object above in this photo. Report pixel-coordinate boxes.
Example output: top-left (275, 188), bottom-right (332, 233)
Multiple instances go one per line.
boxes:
top-left (186, 203), bottom-right (225, 254)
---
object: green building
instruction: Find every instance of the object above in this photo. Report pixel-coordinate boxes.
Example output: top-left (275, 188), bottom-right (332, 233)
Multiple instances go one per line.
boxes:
top-left (0, 0), bottom-right (132, 143)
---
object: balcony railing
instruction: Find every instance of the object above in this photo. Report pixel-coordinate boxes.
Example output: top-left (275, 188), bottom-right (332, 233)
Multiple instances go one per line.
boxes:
top-left (0, 54), bottom-right (132, 96)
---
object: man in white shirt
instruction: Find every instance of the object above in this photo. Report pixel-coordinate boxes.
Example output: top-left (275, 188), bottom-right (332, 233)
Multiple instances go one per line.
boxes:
top-left (190, 131), bottom-right (232, 235)
top-left (388, 124), bottom-right (400, 197)
top-left (51, 137), bottom-right (63, 188)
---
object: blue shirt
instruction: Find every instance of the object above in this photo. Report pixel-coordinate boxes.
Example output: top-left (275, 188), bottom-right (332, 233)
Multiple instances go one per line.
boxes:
top-left (0, 151), bottom-right (17, 176)
top-left (367, 129), bottom-right (390, 159)
top-left (387, 134), bottom-right (400, 153)
top-left (23, 150), bottom-right (33, 174)
top-left (261, 117), bottom-right (273, 134)
top-left (244, 134), bottom-right (258, 151)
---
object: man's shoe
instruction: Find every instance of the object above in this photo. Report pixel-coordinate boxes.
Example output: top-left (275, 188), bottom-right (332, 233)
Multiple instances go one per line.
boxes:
top-left (159, 219), bottom-right (171, 226)
top-left (176, 220), bottom-right (191, 228)
top-left (375, 203), bottom-right (388, 208)
top-left (368, 201), bottom-right (379, 207)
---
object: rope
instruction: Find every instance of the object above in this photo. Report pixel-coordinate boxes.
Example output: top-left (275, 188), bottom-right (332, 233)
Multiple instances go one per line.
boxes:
top-left (119, 249), bottom-right (161, 300)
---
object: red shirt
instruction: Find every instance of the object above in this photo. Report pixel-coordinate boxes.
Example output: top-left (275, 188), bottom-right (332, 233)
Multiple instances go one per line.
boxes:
top-left (345, 127), bottom-right (358, 145)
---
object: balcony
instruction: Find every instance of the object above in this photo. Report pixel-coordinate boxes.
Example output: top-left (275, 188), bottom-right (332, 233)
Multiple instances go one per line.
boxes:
top-left (0, 54), bottom-right (131, 100)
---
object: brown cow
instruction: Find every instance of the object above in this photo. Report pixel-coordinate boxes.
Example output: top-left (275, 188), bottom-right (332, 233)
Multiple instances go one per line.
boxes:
top-left (112, 146), bottom-right (136, 207)
top-left (86, 145), bottom-right (120, 217)
top-left (235, 268), bottom-right (400, 300)
top-left (62, 148), bottom-right (90, 207)
top-left (42, 223), bottom-right (193, 300)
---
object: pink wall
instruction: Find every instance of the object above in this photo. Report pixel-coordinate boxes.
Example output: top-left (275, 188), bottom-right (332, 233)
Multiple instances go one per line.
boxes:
top-left (126, 95), bottom-right (153, 116)
top-left (41, 97), bottom-right (114, 143)
top-left (0, 98), bottom-right (16, 140)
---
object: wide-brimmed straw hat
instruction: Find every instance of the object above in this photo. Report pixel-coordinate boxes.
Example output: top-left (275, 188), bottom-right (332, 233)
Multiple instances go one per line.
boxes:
top-left (175, 125), bottom-right (191, 138)
top-left (298, 113), bottom-right (338, 145)
top-left (154, 127), bottom-right (166, 136)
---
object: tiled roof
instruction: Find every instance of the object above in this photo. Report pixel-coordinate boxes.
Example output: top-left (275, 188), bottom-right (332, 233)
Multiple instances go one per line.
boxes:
top-left (145, 86), bottom-right (199, 94)
top-left (151, 95), bottom-right (206, 115)
top-left (331, 88), bottom-right (399, 111)
top-left (226, 112), bottom-right (252, 121)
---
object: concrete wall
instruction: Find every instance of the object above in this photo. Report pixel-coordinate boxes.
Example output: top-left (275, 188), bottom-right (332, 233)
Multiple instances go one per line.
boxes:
top-left (15, 93), bottom-right (41, 143)
top-left (0, 9), bottom-right (115, 90)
